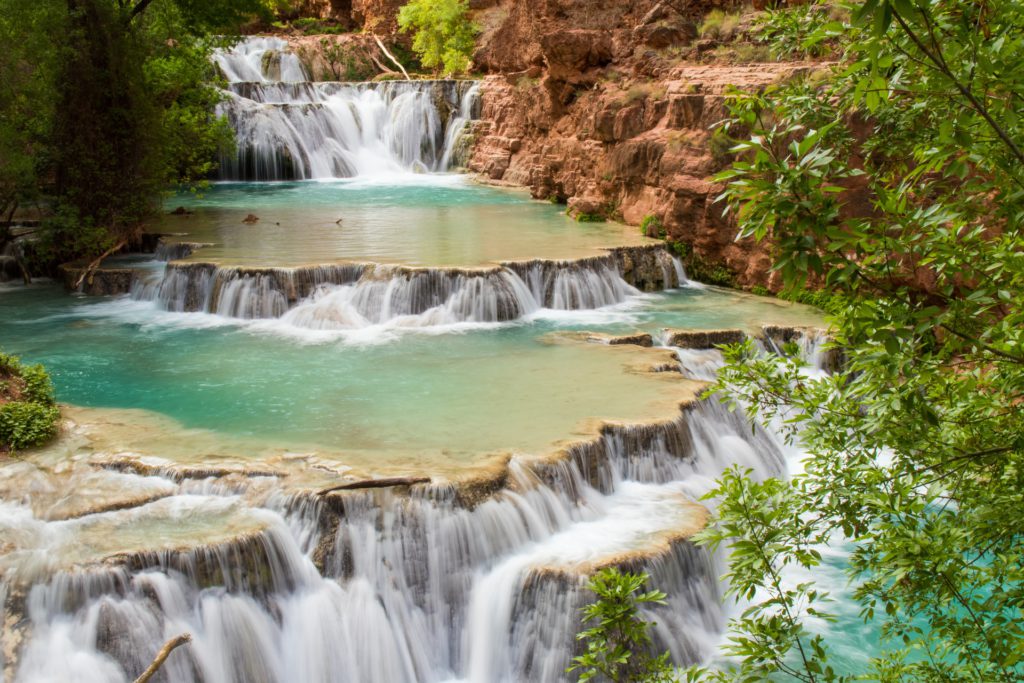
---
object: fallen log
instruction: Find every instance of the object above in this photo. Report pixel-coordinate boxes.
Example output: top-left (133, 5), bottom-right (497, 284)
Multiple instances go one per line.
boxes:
top-left (317, 476), bottom-right (431, 496)
top-left (372, 34), bottom-right (411, 81)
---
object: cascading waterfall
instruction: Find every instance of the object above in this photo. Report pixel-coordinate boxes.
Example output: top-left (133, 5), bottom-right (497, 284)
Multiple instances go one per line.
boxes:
top-left (131, 245), bottom-right (688, 329)
top-left (212, 37), bottom-right (481, 180)
top-left (0, 33), bottom-right (838, 683)
top-left (4, 389), bottom-right (794, 683)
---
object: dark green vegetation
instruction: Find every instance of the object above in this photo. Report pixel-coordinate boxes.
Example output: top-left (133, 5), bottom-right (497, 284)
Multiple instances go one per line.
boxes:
top-left (693, 0), bottom-right (1024, 680)
top-left (0, 0), bottom-right (268, 272)
top-left (397, 0), bottom-right (475, 76)
top-left (670, 242), bottom-right (736, 289)
top-left (641, 214), bottom-right (665, 239)
top-left (570, 568), bottom-right (676, 683)
top-left (0, 351), bottom-right (59, 453)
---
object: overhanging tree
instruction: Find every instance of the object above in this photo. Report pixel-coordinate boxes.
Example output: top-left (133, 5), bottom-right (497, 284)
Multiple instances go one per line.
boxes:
top-left (1, 0), bottom-right (269, 269)
top-left (690, 0), bottom-right (1024, 680)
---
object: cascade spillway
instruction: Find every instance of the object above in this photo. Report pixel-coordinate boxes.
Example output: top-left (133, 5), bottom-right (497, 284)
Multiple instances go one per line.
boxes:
top-left (0, 34), bottom-right (840, 683)
top-left (213, 38), bottom-right (480, 180)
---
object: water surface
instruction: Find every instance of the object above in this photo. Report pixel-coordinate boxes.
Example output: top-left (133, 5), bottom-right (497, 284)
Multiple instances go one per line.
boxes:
top-left (156, 179), bottom-right (655, 267)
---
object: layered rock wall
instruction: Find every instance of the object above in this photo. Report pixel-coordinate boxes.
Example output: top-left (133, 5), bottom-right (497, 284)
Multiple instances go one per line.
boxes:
top-left (464, 1), bottom-right (822, 288)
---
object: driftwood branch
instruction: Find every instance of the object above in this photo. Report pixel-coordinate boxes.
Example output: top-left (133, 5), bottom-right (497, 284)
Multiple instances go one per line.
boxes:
top-left (369, 55), bottom-right (399, 76)
top-left (17, 256), bottom-right (31, 285)
top-left (317, 476), bottom-right (430, 496)
top-left (372, 34), bottom-right (411, 81)
top-left (73, 238), bottom-right (128, 290)
top-left (134, 633), bottom-right (191, 683)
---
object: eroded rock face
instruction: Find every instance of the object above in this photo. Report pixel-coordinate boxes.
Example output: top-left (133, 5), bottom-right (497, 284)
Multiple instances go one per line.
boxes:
top-left (469, 60), bottom-right (819, 289)
top-left (461, 0), bottom-right (826, 289)
top-left (539, 30), bottom-right (613, 84)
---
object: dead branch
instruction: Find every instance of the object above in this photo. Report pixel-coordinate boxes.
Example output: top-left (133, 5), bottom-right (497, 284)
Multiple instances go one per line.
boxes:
top-left (372, 34), bottom-right (411, 81)
top-left (369, 55), bottom-right (399, 76)
top-left (73, 237), bottom-right (128, 290)
top-left (134, 633), bottom-right (191, 683)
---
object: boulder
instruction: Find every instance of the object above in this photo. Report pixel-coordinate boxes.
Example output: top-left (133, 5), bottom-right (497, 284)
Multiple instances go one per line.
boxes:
top-left (539, 30), bottom-right (613, 84)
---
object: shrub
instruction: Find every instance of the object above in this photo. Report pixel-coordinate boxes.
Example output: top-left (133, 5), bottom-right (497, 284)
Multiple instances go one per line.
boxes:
top-left (20, 364), bottom-right (56, 405)
top-left (698, 10), bottom-right (740, 41)
top-left (640, 214), bottom-right (665, 238)
top-left (568, 568), bottom-right (675, 683)
top-left (708, 126), bottom-right (736, 164)
top-left (778, 287), bottom-right (846, 315)
top-left (670, 241), bottom-right (736, 287)
top-left (0, 402), bottom-right (60, 452)
top-left (757, 3), bottom-right (845, 60)
top-left (750, 284), bottom-right (771, 297)
top-left (712, 43), bottom-right (773, 64)
top-left (0, 351), bottom-right (59, 452)
top-left (398, 0), bottom-right (477, 76)
top-left (623, 83), bottom-right (667, 105)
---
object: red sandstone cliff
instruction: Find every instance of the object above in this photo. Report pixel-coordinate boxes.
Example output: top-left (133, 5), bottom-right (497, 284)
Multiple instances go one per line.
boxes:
top-left (464, 0), bottom-right (821, 289)
top-left (269, 0), bottom-right (825, 288)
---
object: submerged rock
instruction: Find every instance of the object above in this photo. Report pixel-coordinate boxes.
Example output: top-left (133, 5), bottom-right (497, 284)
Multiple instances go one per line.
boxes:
top-left (58, 264), bottom-right (136, 295)
top-left (665, 328), bottom-right (746, 349)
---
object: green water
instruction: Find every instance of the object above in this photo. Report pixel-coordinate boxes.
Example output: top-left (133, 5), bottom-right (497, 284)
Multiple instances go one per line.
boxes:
top-left (0, 282), bottom-right (820, 471)
top-left (157, 178), bottom-right (654, 267)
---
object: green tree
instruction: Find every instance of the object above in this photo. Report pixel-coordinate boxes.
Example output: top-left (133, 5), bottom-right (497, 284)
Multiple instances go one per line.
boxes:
top-left (689, 0), bottom-right (1024, 680)
top-left (397, 0), bottom-right (476, 76)
top-left (44, 0), bottom-right (265, 265)
top-left (570, 568), bottom-right (678, 683)
top-left (0, 0), bottom-right (63, 224)
top-left (0, 0), bottom-right (267, 270)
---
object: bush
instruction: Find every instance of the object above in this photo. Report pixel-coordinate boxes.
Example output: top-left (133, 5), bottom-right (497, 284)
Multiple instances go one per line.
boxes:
top-left (640, 214), bottom-right (665, 238)
top-left (0, 351), bottom-right (59, 453)
top-left (671, 240), bottom-right (736, 287)
top-left (0, 402), bottom-right (60, 452)
top-left (20, 364), bottom-right (56, 405)
top-left (712, 43), bottom-right (773, 64)
top-left (398, 0), bottom-right (477, 76)
top-left (569, 568), bottom-right (675, 683)
top-left (623, 83), bottom-right (667, 105)
top-left (756, 4), bottom-right (845, 60)
top-left (698, 10), bottom-right (740, 41)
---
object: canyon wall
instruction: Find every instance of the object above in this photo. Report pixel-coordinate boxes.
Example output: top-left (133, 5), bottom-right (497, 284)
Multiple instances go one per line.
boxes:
top-left (465, 0), bottom-right (818, 289)
top-left (264, 0), bottom-right (825, 289)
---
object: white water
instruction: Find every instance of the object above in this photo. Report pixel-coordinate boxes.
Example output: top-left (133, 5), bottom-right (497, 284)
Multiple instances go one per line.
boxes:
top-left (213, 38), bottom-right (480, 180)
top-left (129, 249), bottom-right (688, 333)
top-left (1, 324), bottom-right (844, 682)
top-left (1, 33), bottom-right (845, 683)
top-left (4, 393), bottom-right (792, 683)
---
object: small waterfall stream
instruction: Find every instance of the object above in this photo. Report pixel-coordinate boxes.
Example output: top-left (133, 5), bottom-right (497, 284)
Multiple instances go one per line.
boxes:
top-left (213, 38), bottom-right (480, 180)
top-left (130, 246), bottom-right (687, 330)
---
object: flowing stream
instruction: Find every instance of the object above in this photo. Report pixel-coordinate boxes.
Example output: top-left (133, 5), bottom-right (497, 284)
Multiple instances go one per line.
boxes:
top-left (0, 36), bottom-right (858, 683)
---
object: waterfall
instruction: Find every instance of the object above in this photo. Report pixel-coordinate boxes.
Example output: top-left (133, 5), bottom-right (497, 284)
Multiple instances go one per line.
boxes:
top-left (130, 246), bottom-right (687, 329)
top-left (213, 37), bottom-right (481, 180)
top-left (3, 398), bottom-right (790, 683)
